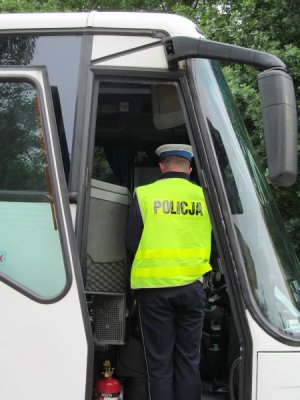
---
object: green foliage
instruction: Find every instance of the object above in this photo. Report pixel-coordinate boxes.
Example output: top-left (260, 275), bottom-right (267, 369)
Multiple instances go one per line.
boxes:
top-left (0, 0), bottom-right (198, 13)
top-left (0, 0), bottom-right (62, 12)
top-left (194, 0), bottom-right (300, 257)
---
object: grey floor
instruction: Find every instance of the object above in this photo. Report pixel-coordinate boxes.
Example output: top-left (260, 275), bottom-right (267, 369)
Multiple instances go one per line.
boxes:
top-left (202, 382), bottom-right (229, 399)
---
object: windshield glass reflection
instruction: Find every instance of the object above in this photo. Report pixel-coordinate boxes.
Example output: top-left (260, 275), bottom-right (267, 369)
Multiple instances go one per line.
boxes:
top-left (191, 59), bottom-right (300, 339)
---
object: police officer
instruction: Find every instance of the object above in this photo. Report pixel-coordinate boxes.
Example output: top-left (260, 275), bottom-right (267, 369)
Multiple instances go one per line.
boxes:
top-left (126, 144), bottom-right (212, 400)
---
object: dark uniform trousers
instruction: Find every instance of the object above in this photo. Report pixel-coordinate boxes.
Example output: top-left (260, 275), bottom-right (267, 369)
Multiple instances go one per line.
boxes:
top-left (138, 280), bottom-right (206, 400)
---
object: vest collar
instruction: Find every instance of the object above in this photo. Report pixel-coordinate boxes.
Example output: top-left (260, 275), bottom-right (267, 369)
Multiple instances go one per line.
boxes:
top-left (160, 172), bottom-right (190, 180)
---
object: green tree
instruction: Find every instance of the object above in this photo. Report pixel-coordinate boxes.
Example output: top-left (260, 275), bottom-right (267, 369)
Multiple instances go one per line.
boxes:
top-left (190, 0), bottom-right (300, 255)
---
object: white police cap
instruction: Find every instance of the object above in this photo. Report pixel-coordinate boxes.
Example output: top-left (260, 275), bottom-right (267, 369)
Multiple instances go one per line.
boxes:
top-left (155, 144), bottom-right (193, 161)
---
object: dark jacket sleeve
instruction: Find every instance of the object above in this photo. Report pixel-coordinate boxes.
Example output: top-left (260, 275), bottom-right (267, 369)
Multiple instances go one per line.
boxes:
top-left (125, 194), bottom-right (144, 256)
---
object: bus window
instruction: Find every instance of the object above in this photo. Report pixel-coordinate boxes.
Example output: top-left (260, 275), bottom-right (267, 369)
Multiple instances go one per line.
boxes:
top-left (0, 80), bottom-right (67, 299)
top-left (0, 35), bottom-right (82, 153)
top-left (192, 58), bottom-right (300, 339)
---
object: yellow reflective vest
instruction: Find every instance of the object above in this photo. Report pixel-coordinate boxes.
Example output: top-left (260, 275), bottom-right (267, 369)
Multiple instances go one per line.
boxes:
top-left (130, 177), bottom-right (212, 289)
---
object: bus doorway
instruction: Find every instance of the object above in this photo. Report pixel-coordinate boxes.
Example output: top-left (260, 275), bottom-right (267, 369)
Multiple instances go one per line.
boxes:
top-left (82, 79), bottom-right (241, 399)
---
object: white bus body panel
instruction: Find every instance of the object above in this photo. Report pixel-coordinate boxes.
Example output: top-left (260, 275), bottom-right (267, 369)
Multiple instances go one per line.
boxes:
top-left (0, 281), bottom-right (87, 400)
top-left (0, 11), bottom-right (201, 39)
top-left (247, 311), bottom-right (300, 399)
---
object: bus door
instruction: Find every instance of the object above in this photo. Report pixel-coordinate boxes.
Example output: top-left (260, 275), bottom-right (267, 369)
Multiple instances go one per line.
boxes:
top-left (80, 76), bottom-right (241, 398)
top-left (0, 67), bottom-right (92, 400)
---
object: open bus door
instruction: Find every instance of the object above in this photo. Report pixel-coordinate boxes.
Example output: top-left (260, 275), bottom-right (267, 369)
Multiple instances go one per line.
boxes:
top-left (0, 67), bottom-right (93, 400)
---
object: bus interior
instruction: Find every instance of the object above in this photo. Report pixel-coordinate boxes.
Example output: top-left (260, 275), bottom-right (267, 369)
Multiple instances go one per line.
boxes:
top-left (75, 80), bottom-right (240, 399)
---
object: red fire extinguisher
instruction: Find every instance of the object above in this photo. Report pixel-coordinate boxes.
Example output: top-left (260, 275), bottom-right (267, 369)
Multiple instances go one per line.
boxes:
top-left (94, 360), bottom-right (121, 400)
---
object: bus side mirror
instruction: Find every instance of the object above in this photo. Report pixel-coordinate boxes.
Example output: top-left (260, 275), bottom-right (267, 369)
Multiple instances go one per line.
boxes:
top-left (164, 36), bottom-right (298, 187)
top-left (258, 69), bottom-right (298, 186)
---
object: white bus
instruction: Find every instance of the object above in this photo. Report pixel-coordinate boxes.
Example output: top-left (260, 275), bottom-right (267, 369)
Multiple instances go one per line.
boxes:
top-left (0, 11), bottom-right (298, 400)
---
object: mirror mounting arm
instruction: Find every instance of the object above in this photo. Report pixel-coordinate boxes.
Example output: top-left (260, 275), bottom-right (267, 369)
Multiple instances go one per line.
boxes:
top-left (163, 36), bottom-right (286, 71)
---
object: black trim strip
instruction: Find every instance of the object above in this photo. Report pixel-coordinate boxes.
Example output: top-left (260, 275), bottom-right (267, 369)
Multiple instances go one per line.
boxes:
top-left (69, 34), bottom-right (93, 192)
top-left (0, 27), bottom-right (170, 37)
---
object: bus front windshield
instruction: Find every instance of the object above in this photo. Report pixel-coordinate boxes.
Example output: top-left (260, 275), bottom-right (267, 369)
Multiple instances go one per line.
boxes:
top-left (191, 58), bottom-right (300, 340)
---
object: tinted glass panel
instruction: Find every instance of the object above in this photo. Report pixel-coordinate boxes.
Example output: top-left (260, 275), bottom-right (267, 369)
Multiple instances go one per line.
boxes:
top-left (0, 82), bottom-right (47, 191)
top-left (0, 80), bottom-right (67, 298)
